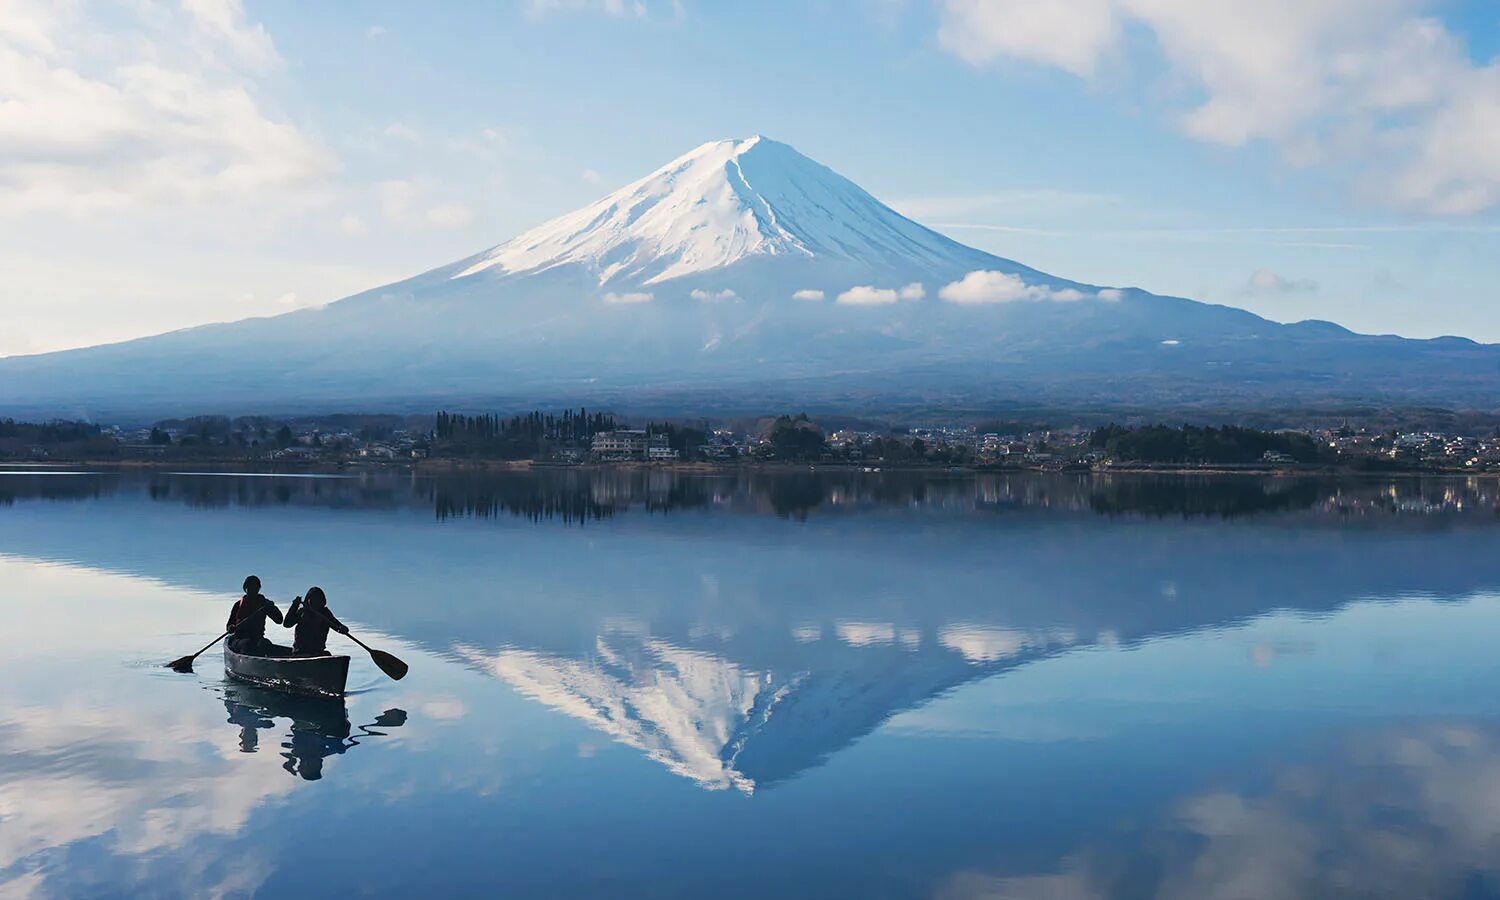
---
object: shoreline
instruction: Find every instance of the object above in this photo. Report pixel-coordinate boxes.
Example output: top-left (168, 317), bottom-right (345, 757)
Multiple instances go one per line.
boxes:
top-left (2, 457), bottom-right (1496, 479)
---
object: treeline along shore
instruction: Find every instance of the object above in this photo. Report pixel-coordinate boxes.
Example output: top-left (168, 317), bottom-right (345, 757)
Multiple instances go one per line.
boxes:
top-left (4, 409), bottom-right (1500, 475)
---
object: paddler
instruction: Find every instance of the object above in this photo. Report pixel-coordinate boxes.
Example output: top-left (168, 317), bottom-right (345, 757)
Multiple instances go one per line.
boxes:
top-left (283, 586), bottom-right (349, 657)
top-left (225, 575), bottom-right (288, 656)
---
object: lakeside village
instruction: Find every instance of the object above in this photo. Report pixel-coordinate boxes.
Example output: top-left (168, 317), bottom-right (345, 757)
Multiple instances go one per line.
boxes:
top-left (6, 410), bottom-right (1500, 473)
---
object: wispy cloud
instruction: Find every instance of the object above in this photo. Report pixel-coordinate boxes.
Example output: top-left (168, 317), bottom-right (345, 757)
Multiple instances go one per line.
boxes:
top-left (935, 0), bottom-right (1500, 215)
top-left (894, 189), bottom-right (1118, 220)
top-left (383, 122), bottom-right (423, 144)
top-left (180, 0), bottom-right (280, 72)
top-left (1246, 268), bottom-right (1318, 294)
top-left (376, 180), bottom-right (475, 230)
top-left (0, 0), bottom-right (335, 215)
top-left (934, 222), bottom-right (1498, 244)
top-left (525, 0), bottom-right (650, 18)
top-left (930, 222), bottom-right (1065, 237)
top-left (1274, 241), bottom-right (1367, 251)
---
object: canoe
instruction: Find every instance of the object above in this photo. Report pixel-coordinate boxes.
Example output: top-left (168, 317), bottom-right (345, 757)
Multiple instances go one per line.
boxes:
top-left (223, 644), bottom-right (351, 697)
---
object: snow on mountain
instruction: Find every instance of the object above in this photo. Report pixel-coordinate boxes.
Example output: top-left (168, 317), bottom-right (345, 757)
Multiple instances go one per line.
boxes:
top-left (0, 134), bottom-right (1496, 418)
top-left (451, 136), bottom-right (996, 287)
top-left (455, 623), bottom-right (1044, 794)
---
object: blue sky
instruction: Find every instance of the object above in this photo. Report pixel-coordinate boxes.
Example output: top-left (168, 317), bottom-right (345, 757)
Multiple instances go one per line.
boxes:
top-left (2, 0), bottom-right (1497, 354)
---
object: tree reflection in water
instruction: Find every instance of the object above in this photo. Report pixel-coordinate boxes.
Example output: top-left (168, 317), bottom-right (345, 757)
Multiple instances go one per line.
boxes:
top-left (5, 468), bottom-right (1500, 524)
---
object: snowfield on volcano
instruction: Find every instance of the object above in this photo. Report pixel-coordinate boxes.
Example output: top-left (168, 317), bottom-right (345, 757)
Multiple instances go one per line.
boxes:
top-left (452, 136), bottom-right (1015, 288)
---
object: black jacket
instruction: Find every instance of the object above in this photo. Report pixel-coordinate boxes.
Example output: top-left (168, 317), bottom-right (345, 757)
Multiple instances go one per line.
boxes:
top-left (226, 594), bottom-right (283, 640)
top-left (284, 600), bottom-right (347, 654)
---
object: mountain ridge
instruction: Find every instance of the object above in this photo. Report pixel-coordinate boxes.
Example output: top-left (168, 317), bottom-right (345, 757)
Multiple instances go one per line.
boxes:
top-left (1, 136), bottom-right (1497, 419)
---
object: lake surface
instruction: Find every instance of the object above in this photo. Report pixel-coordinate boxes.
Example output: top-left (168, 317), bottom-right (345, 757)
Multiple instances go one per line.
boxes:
top-left (3, 468), bottom-right (1500, 899)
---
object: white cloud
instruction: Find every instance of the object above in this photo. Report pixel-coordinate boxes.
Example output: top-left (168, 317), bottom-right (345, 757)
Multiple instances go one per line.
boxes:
top-left (383, 122), bottom-right (423, 144)
top-left (604, 291), bottom-right (654, 304)
top-left (1247, 268), bottom-right (1318, 293)
top-left (944, 724), bottom-right (1500, 900)
top-left (836, 621), bottom-right (897, 647)
top-left (939, 270), bottom-right (1102, 304)
top-left (938, 270), bottom-right (1034, 304)
top-left (365, 24), bottom-right (387, 39)
top-left (444, 130), bottom-right (511, 166)
top-left (421, 697), bottom-right (468, 720)
top-left (0, 562), bottom-right (320, 895)
top-left (0, 331), bottom-right (43, 357)
top-left (1097, 288), bottom-right (1125, 301)
top-left (180, 0), bottom-right (280, 72)
top-left (690, 288), bottom-right (737, 302)
top-left (836, 285), bottom-right (901, 305)
top-left (0, 1), bottom-right (335, 216)
top-left (898, 282), bottom-right (926, 300)
top-left (581, 168), bottom-right (603, 184)
top-left (424, 204), bottom-right (475, 229)
top-left (792, 289), bottom-right (826, 301)
top-left (376, 180), bottom-right (475, 230)
top-left (336, 213), bottom-right (368, 236)
top-left (525, 0), bottom-right (651, 17)
top-left (935, 0), bottom-right (1500, 214)
top-left (938, 0), bottom-right (1118, 77)
top-left (1384, 65), bottom-right (1500, 215)
top-left (938, 625), bottom-right (1075, 663)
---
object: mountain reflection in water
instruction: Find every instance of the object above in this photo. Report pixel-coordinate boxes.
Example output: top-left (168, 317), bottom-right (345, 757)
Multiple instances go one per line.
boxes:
top-left (4, 469), bottom-right (1500, 897)
top-left (460, 620), bottom-right (1082, 794)
top-left (2, 468), bottom-right (1500, 796)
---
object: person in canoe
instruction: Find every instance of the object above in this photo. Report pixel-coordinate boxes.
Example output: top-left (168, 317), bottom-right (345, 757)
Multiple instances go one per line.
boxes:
top-left (283, 586), bottom-right (349, 657)
top-left (226, 575), bottom-right (290, 657)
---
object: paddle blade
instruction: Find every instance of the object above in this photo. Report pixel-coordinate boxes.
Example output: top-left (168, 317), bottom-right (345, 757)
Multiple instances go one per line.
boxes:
top-left (166, 634), bottom-right (227, 672)
top-left (370, 648), bottom-right (408, 681)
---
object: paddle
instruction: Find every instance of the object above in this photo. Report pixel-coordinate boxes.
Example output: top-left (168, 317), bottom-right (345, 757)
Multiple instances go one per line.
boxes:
top-left (342, 629), bottom-right (409, 681)
top-left (167, 631), bottom-right (229, 672)
top-left (305, 603), bottom-right (408, 681)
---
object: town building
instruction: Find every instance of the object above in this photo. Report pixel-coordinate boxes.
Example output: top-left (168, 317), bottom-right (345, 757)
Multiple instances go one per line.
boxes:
top-left (592, 429), bottom-right (648, 457)
top-left (592, 430), bottom-right (676, 461)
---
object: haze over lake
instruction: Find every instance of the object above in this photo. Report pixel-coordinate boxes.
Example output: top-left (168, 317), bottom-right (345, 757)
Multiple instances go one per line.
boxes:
top-left (3, 468), bottom-right (1500, 898)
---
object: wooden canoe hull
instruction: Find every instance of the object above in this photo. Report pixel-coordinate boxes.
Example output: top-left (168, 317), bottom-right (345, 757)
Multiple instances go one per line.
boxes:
top-left (223, 645), bottom-right (351, 697)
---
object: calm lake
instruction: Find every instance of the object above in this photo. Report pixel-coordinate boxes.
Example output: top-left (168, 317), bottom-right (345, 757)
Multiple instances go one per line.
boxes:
top-left (3, 468), bottom-right (1500, 899)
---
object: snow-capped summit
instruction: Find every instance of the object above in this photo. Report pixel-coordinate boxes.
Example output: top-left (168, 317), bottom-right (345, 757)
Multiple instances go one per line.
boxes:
top-left (452, 136), bottom-right (991, 286)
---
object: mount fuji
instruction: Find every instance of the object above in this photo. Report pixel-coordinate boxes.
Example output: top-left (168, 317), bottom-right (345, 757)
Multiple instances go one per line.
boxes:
top-left (2, 136), bottom-right (1497, 419)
